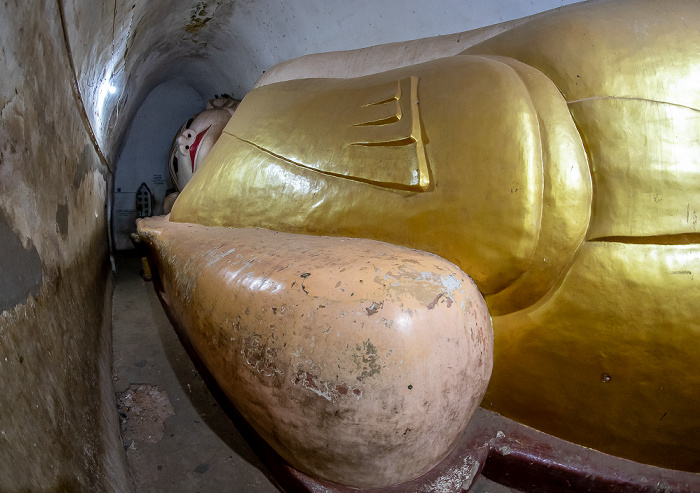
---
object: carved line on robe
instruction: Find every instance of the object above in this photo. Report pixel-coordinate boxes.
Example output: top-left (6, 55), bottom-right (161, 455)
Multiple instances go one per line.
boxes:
top-left (588, 233), bottom-right (700, 245)
top-left (567, 95), bottom-right (700, 113)
top-left (230, 134), bottom-right (428, 193)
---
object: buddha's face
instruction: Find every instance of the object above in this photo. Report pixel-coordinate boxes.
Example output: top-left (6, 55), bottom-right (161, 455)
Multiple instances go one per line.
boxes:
top-left (168, 97), bottom-right (239, 191)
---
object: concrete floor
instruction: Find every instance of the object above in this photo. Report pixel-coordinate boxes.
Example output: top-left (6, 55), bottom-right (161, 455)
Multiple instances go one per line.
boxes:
top-left (111, 250), bottom-right (515, 493)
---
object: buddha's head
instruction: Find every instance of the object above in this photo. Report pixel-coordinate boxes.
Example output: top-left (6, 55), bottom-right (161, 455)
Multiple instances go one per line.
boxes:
top-left (168, 96), bottom-right (239, 191)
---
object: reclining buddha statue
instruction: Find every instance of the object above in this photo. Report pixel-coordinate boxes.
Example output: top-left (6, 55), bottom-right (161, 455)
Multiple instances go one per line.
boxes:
top-left (138, 0), bottom-right (700, 488)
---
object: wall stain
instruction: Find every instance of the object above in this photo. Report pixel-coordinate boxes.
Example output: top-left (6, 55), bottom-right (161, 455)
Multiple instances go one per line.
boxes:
top-left (185, 2), bottom-right (213, 34)
top-left (72, 144), bottom-right (96, 188)
top-left (0, 207), bottom-right (42, 312)
top-left (55, 202), bottom-right (69, 237)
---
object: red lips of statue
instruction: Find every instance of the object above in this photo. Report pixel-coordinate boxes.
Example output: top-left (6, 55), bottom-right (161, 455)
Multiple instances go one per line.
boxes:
top-left (189, 125), bottom-right (211, 172)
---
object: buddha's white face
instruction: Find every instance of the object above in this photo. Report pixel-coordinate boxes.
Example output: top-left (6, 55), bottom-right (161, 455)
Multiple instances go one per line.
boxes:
top-left (169, 97), bottom-right (239, 191)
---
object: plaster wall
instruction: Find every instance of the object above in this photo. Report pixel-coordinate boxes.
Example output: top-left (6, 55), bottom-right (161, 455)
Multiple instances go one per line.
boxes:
top-left (0, 1), bottom-right (130, 491)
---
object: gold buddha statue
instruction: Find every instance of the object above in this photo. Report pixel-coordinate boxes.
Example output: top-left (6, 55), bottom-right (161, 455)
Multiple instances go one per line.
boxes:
top-left (144, 0), bottom-right (699, 481)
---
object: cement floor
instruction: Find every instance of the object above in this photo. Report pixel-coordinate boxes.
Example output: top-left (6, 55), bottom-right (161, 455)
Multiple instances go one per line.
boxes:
top-left (111, 250), bottom-right (514, 493)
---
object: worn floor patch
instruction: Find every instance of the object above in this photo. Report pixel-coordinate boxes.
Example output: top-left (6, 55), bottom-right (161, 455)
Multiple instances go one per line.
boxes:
top-left (117, 384), bottom-right (175, 445)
